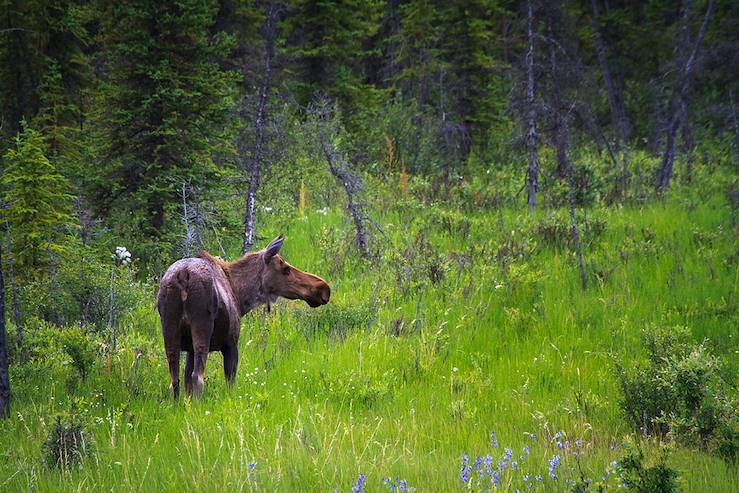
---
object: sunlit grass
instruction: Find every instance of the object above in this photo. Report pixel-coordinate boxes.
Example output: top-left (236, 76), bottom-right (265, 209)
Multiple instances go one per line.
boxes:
top-left (0, 193), bottom-right (736, 491)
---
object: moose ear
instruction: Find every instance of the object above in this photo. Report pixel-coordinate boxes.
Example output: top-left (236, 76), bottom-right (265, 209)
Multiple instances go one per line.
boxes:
top-left (264, 235), bottom-right (285, 263)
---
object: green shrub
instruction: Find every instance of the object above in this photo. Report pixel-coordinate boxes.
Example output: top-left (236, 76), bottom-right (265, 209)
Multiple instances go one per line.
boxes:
top-left (615, 326), bottom-right (738, 462)
top-left (615, 443), bottom-right (680, 493)
top-left (42, 406), bottom-right (95, 470)
top-left (60, 327), bottom-right (98, 381)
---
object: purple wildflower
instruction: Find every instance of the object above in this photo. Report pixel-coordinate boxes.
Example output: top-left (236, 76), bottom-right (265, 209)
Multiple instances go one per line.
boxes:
top-left (536, 475), bottom-right (543, 482)
top-left (511, 461), bottom-right (518, 470)
top-left (460, 455), bottom-right (471, 485)
top-left (248, 462), bottom-right (256, 471)
top-left (548, 455), bottom-right (561, 480)
top-left (530, 433), bottom-right (537, 442)
top-left (524, 446), bottom-right (530, 455)
top-left (490, 432), bottom-right (499, 449)
top-left (352, 474), bottom-right (366, 493)
top-left (484, 456), bottom-right (494, 478)
top-left (492, 470), bottom-right (501, 488)
top-left (556, 441), bottom-right (564, 450)
top-left (504, 448), bottom-right (513, 462)
top-left (523, 474), bottom-right (530, 483)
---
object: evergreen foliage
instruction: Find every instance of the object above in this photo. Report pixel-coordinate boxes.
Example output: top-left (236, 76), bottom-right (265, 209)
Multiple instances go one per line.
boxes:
top-left (1, 122), bottom-right (76, 270)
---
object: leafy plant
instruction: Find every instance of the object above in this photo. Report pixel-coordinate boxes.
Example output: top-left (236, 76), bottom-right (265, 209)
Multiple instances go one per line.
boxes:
top-left (615, 326), bottom-right (738, 462)
top-left (42, 404), bottom-right (95, 470)
top-left (615, 443), bottom-right (679, 493)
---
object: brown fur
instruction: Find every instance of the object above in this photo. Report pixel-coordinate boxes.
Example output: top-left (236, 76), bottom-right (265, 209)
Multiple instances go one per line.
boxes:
top-left (157, 236), bottom-right (330, 399)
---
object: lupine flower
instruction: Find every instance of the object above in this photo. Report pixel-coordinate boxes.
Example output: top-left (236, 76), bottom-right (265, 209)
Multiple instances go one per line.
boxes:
top-left (548, 455), bottom-right (562, 480)
top-left (490, 432), bottom-right (499, 449)
top-left (460, 455), bottom-right (471, 485)
top-left (530, 433), bottom-right (537, 442)
top-left (556, 441), bottom-right (564, 450)
top-left (536, 475), bottom-right (543, 482)
top-left (524, 446), bottom-right (530, 455)
top-left (554, 432), bottom-right (562, 440)
top-left (504, 448), bottom-right (513, 462)
top-left (511, 461), bottom-right (518, 470)
top-left (248, 462), bottom-right (256, 471)
top-left (352, 474), bottom-right (366, 493)
top-left (524, 474), bottom-right (530, 483)
top-left (484, 456), bottom-right (494, 478)
top-left (492, 470), bottom-right (501, 488)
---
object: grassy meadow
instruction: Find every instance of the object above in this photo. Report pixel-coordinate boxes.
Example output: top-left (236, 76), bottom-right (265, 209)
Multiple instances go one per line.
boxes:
top-left (0, 182), bottom-right (737, 492)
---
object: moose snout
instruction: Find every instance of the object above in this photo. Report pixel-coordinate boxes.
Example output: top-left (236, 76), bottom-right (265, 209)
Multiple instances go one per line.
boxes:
top-left (319, 284), bottom-right (331, 304)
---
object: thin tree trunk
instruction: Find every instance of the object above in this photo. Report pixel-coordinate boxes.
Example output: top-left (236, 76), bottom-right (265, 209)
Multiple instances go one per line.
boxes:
top-left (526, 0), bottom-right (540, 213)
top-left (4, 229), bottom-right (21, 354)
top-left (108, 266), bottom-right (115, 350)
top-left (680, 99), bottom-right (695, 183)
top-left (592, 0), bottom-right (631, 197)
top-left (657, 0), bottom-right (715, 193)
top-left (0, 235), bottom-right (10, 419)
top-left (730, 90), bottom-right (739, 145)
top-left (319, 130), bottom-right (371, 259)
top-left (547, 20), bottom-right (587, 289)
top-left (243, 4), bottom-right (278, 255)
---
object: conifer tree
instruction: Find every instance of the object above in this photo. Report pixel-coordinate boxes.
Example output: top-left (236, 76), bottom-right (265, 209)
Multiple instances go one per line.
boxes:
top-left (1, 122), bottom-right (76, 270)
top-left (91, 0), bottom-right (238, 242)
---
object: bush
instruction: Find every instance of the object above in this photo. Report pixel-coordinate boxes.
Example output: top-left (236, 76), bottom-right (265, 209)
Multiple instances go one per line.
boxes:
top-left (42, 406), bottom-right (95, 470)
top-left (615, 326), bottom-right (738, 462)
top-left (615, 443), bottom-right (680, 493)
top-left (60, 327), bottom-right (98, 381)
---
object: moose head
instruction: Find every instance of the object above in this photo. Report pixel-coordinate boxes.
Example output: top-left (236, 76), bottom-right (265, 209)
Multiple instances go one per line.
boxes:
top-left (258, 235), bottom-right (331, 309)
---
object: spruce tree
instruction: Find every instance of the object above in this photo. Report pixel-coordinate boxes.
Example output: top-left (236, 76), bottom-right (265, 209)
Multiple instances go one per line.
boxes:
top-left (91, 0), bottom-right (238, 244)
top-left (1, 122), bottom-right (76, 270)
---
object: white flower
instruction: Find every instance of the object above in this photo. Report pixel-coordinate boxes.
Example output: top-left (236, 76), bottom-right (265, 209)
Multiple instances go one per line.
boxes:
top-left (263, 206), bottom-right (273, 213)
top-left (495, 284), bottom-right (503, 289)
top-left (452, 367), bottom-right (459, 373)
top-left (316, 207), bottom-right (329, 216)
top-left (114, 246), bottom-right (133, 265)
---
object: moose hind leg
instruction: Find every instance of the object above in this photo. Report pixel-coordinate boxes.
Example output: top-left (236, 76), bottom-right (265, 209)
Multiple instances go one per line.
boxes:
top-left (166, 349), bottom-right (181, 400)
top-left (184, 351), bottom-right (194, 397)
top-left (191, 349), bottom-right (209, 398)
top-left (222, 344), bottom-right (238, 384)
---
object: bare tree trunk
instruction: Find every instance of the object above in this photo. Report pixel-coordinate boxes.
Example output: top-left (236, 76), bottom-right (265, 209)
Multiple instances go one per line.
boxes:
top-left (547, 21), bottom-right (587, 290)
top-left (181, 181), bottom-right (204, 257)
top-left (656, 0), bottom-right (715, 193)
top-left (440, 71), bottom-right (451, 193)
top-left (526, 0), bottom-right (540, 213)
top-left (108, 266), bottom-right (115, 350)
top-left (591, 0), bottom-right (631, 196)
top-left (4, 229), bottom-right (21, 354)
top-left (243, 4), bottom-right (278, 255)
top-left (319, 131), bottom-right (371, 259)
top-left (730, 90), bottom-right (739, 145)
top-left (0, 236), bottom-right (10, 419)
top-left (680, 99), bottom-right (695, 183)
top-left (313, 100), bottom-right (374, 259)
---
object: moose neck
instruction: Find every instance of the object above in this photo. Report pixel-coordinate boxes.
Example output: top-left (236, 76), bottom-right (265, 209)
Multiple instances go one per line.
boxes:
top-left (225, 253), bottom-right (269, 316)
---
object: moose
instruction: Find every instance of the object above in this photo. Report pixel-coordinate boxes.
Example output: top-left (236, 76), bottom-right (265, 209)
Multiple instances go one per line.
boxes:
top-left (157, 235), bottom-right (330, 399)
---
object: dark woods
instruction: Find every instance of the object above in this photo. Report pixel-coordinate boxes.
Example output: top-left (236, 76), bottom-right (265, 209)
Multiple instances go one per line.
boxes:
top-left (0, 0), bottom-right (737, 417)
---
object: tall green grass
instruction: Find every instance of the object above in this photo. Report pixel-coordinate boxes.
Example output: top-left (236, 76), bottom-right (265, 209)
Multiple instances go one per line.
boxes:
top-left (0, 193), bottom-right (736, 492)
